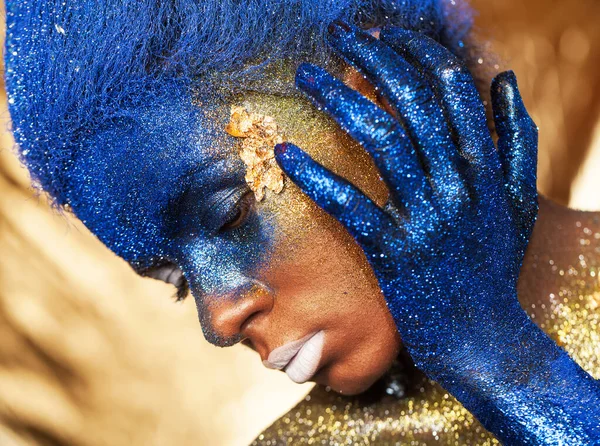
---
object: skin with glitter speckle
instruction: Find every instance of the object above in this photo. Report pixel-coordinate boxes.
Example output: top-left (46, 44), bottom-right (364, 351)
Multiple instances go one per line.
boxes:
top-left (6, 1), bottom-right (600, 444)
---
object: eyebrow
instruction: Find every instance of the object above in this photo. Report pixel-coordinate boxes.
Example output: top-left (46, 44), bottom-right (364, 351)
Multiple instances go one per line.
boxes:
top-left (170, 150), bottom-right (236, 201)
top-left (158, 156), bottom-right (223, 224)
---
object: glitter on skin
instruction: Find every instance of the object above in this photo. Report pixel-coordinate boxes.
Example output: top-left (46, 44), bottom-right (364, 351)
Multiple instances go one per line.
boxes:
top-left (538, 223), bottom-right (600, 380)
top-left (256, 221), bottom-right (600, 445)
top-left (4, 0), bottom-right (479, 363)
top-left (274, 23), bottom-right (600, 444)
top-left (7, 1), bottom-right (600, 443)
top-left (7, 0), bottom-right (406, 382)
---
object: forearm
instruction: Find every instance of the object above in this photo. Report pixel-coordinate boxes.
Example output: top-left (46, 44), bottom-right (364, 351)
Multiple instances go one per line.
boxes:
top-left (433, 302), bottom-right (600, 445)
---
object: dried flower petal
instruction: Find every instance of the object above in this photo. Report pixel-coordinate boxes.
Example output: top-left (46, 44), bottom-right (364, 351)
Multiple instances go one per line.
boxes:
top-left (226, 106), bottom-right (286, 201)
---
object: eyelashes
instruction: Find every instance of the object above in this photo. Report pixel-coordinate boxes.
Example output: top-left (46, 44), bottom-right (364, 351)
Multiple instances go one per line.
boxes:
top-left (142, 263), bottom-right (189, 302)
top-left (219, 190), bottom-right (255, 232)
top-left (174, 184), bottom-right (255, 237)
top-left (173, 275), bottom-right (190, 302)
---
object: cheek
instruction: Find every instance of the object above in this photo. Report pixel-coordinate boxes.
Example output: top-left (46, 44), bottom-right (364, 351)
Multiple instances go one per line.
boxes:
top-left (260, 186), bottom-right (401, 393)
top-left (260, 181), bottom-right (386, 322)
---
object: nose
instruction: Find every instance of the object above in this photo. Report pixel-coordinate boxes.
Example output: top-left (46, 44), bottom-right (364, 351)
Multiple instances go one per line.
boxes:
top-left (195, 282), bottom-right (274, 348)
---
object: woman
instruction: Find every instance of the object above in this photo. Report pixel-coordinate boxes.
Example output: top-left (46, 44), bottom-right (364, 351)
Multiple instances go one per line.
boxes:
top-left (5, 0), bottom-right (600, 444)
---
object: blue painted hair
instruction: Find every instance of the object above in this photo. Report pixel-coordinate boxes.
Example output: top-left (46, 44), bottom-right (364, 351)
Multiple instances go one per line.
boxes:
top-left (5, 0), bottom-right (474, 208)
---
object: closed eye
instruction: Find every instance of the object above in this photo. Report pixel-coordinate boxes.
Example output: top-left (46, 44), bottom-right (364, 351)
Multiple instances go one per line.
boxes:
top-left (141, 262), bottom-right (189, 302)
top-left (219, 190), bottom-right (255, 232)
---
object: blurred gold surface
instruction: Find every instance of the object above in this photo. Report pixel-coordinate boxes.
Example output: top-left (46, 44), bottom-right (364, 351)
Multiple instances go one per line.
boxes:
top-left (1, 1), bottom-right (599, 445)
top-left (471, 0), bottom-right (600, 205)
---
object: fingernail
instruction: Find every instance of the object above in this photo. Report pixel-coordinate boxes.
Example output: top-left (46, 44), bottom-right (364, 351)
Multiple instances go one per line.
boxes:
top-left (327, 20), bottom-right (352, 39)
top-left (295, 63), bottom-right (326, 92)
top-left (492, 70), bottom-right (518, 97)
top-left (296, 63), bottom-right (315, 83)
top-left (274, 142), bottom-right (289, 156)
top-left (493, 70), bottom-right (516, 86)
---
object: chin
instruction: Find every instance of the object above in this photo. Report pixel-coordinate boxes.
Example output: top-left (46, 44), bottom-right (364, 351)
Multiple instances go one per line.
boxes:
top-left (314, 362), bottom-right (387, 396)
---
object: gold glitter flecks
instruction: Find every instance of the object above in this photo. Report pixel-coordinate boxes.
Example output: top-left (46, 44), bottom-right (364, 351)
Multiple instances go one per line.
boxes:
top-left (226, 105), bottom-right (285, 201)
top-left (253, 376), bottom-right (499, 445)
top-left (543, 251), bottom-right (600, 379)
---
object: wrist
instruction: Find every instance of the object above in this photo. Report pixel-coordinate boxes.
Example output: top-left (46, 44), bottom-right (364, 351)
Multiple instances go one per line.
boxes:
top-left (433, 305), bottom-right (600, 445)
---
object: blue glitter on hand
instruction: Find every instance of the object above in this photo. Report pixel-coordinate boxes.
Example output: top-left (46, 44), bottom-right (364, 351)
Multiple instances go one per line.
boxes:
top-left (276, 23), bottom-right (600, 444)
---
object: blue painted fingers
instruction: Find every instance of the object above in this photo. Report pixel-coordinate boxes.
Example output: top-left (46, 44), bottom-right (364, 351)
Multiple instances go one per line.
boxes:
top-left (492, 70), bottom-right (539, 235)
top-left (293, 62), bottom-right (432, 218)
top-left (325, 21), bottom-right (468, 216)
top-left (274, 142), bottom-right (398, 258)
top-left (380, 28), bottom-right (500, 175)
top-left (273, 21), bottom-right (600, 445)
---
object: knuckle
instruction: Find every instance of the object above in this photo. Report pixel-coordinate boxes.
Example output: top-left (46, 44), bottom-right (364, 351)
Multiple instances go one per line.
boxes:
top-left (293, 159), bottom-right (312, 180)
top-left (333, 184), bottom-right (358, 216)
top-left (525, 115), bottom-right (538, 135)
top-left (362, 114), bottom-right (402, 151)
top-left (437, 61), bottom-right (471, 86)
top-left (370, 119), bottom-right (400, 147)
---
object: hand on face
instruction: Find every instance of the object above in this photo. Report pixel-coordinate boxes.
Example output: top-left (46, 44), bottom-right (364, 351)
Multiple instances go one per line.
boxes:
top-left (275, 22), bottom-right (539, 377)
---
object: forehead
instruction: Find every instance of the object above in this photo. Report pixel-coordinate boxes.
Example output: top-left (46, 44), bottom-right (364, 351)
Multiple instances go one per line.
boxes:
top-left (65, 87), bottom-right (243, 264)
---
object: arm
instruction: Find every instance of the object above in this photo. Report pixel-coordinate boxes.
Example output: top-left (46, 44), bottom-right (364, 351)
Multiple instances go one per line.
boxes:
top-left (275, 22), bottom-right (600, 445)
top-left (440, 301), bottom-right (600, 445)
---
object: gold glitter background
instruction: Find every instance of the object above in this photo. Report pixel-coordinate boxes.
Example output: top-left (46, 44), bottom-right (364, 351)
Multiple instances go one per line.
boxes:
top-left (1, 1), bottom-right (600, 445)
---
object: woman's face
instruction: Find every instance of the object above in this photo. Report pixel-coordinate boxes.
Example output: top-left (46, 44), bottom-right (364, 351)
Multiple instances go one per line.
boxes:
top-left (72, 67), bottom-right (401, 395)
top-left (223, 78), bottom-right (401, 394)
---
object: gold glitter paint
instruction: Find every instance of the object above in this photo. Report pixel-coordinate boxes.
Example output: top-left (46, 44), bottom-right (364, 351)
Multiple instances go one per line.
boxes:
top-left (231, 88), bottom-right (388, 269)
top-left (254, 372), bottom-right (499, 445)
top-left (244, 87), bottom-right (502, 445)
top-left (254, 216), bottom-right (600, 445)
top-left (232, 85), bottom-right (401, 404)
top-left (534, 224), bottom-right (600, 380)
top-left (226, 105), bottom-right (285, 201)
top-left (237, 72), bottom-right (495, 445)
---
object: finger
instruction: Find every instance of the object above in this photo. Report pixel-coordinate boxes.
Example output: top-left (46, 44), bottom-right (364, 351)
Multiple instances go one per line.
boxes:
top-left (326, 21), bottom-right (468, 212)
top-left (491, 71), bottom-right (539, 232)
top-left (379, 27), bottom-right (502, 179)
top-left (274, 142), bottom-right (399, 254)
top-left (295, 62), bottom-right (432, 215)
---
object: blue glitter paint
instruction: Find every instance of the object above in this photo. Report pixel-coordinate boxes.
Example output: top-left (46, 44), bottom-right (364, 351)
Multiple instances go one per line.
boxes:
top-left (276, 24), bottom-right (600, 444)
top-left (4, 0), bottom-right (473, 261)
top-left (68, 88), bottom-right (277, 346)
top-left (4, 0), bottom-right (476, 345)
top-left (4, 0), bottom-right (471, 213)
top-left (9, 0), bottom-right (598, 442)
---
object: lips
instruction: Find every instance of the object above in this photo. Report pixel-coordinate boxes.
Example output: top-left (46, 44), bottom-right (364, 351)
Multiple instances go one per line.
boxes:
top-left (263, 331), bottom-right (325, 383)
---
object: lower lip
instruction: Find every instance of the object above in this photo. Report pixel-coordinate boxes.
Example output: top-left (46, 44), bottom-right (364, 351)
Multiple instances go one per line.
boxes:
top-left (284, 331), bottom-right (325, 384)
